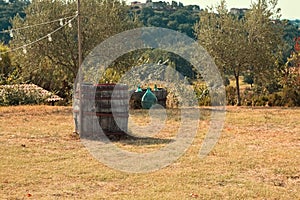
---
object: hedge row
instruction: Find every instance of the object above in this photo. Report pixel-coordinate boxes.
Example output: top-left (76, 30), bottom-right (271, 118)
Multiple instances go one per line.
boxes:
top-left (226, 86), bottom-right (300, 107)
top-left (193, 84), bottom-right (300, 107)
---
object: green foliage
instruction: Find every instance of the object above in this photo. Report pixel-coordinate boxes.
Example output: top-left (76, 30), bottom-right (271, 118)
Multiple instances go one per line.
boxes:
top-left (280, 87), bottom-right (300, 106)
top-left (281, 20), bottom-right (300, 62)
top-left (193, 82), bottom-right (210, 106)
top-left (0, 44), bottom-right (22, 84)
top-left (0, 0), bottom-right (29, 44)
top-left (10, 0), bottom-right (137, 101)
top-left (103, 48), bottom-right (197, 84)
top-left (195, 0), bottom-right (283, 105)
top-left (137, 3), bottom-right (200, 38)
top-left (140, 49), bottom-right (195, 79)
top-left (0, 44), bottom-right (11, 77)
top-left (242, 87), bottom-right (254, 106)
top-left (225, 86), bottom-right (236, 105)
top-left (99, 68), bottom-right (122, 84)
top-left (223, 76), bottom-right (230, 86)
top-left (223, 84), bottom-right (300, 107)
top-left (243, 73), bottom-right (254, 87)
top-left (3, 0), bottom-right (299, 107)
top-left (249, 89), bottom-right (300, 107)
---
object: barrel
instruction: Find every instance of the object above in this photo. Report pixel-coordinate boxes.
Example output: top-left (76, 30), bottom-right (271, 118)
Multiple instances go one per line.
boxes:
top-left (129, 88), bottom-right (167, 109)
top-left (129, 89), bottom-right (145, 109)
top-left (153, 88), bottom-right (167, 108)
top-left (95, 84), bottom-right (129, 136)
top-left (73, 83), bottom-right (129, 139)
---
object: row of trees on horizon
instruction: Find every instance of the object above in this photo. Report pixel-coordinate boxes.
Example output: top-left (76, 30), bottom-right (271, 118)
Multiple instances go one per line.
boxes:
top-left (0, 0), bottom-right (300, 106)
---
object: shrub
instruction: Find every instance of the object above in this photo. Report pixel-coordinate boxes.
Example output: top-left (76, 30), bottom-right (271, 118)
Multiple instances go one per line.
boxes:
top-left (243, 74), bottom-right (254, 87)
top-left (242, 87), bottom-right (254, 106)
top-left (223, 76), bottom-right (230, 87)
top-left (268, 93), bottom-right (283, 106)
top-left (0, 85), bottom-right (49, 106)
top-left (225, 86), bottom-right (236, 105)
top-left (193, 82), bottom-right (211, 106)
top-left (281, 87), bottom-right (300, 107)
top-left (251, 95), bottom-right (269, 106)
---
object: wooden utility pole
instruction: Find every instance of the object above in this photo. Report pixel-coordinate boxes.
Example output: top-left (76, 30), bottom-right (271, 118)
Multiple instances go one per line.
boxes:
top-left (77, 0), bottom-right (83, 135)
top-left (77, 0), bottom-right (82, 67)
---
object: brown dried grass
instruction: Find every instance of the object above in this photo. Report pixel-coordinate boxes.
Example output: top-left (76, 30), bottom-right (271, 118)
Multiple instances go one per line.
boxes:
top-left (0, 106), bottom-right (299, 199)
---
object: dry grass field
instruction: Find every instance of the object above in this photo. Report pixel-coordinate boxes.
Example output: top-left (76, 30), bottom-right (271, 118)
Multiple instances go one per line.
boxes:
top-left (0, 105), bottom-right (299, 199)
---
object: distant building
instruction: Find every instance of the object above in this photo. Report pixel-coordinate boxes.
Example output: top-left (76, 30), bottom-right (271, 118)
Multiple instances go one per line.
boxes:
top-left (130, 1), bottom-right (145, 11)
top-left (130, 0), bottom-right (156, 10)
top-left (129, 1), bottom-right (200, 13)
top-left (230, 8), bottom-right (249, 16)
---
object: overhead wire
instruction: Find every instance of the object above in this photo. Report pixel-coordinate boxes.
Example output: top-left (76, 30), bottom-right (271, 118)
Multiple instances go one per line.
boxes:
top-left (0, 14), bottom-right (77, 34)
top-left (0, 13), bottom-right (78, 58)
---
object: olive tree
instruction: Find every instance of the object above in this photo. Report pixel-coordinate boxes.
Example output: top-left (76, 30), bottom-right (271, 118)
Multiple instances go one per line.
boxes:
top-left (10, 0), bottom-right (137, 99)
top-left (195, 0), bottom-right (283, 105)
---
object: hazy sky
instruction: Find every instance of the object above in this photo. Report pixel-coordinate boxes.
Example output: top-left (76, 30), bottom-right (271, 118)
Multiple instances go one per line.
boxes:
top-left (126, 0), bottom-right (300, 20)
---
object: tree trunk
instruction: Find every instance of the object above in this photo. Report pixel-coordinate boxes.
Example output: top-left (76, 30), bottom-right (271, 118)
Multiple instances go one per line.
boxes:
top-left (235, 74), bottom-right (241, 106)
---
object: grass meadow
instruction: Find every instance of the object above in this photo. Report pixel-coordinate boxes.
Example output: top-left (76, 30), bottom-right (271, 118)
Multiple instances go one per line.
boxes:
top-left (0, 106), bottom-right (299, 199)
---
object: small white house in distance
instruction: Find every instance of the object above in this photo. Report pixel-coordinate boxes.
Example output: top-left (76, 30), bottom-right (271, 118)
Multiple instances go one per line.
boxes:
top-left (230, 8), bottom-right (249, 16)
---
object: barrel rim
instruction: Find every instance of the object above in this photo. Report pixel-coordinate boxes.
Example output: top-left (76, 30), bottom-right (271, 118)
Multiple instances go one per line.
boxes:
top-left (94, 83), bottom-right (128, 87)
top-left (94, 83), bottom-right (116, 86)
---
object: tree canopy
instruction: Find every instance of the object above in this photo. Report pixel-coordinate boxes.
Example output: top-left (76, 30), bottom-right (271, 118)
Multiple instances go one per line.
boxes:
top-left (136, 2), bottom-right (200, 38)
top-left (9, 0), bottom-right (137, 100)
top-left (0, 0), bottom-right (29, 44)
top-left (195, 0), bottom-right (283, 105)
top-left (0, 0), bottom-right (299, 106)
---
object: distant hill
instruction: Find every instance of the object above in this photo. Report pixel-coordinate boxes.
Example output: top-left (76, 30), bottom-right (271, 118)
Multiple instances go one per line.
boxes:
top-left (290, 19), bottom-right (300, 28)
top-left (131, 1), bottom-right (200, 38)
top-left (0, 0), bottom-right (29, 44)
